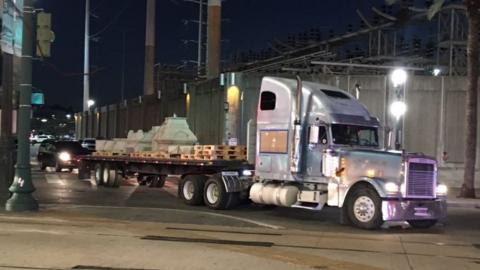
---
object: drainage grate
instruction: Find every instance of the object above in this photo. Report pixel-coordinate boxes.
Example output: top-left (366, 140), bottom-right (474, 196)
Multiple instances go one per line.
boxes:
top-left (141, 235), bottom-right (274, 247)
top-left (473, 244), bottom-right (480, 250)
top-left (165, 227), bottom-right (282, 236)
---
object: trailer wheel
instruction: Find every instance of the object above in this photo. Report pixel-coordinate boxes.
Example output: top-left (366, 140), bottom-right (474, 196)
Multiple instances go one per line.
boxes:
top-left (179, 175), bottom-right (206, 205)
top-left (408, 219), bottom-right (437, 229)
top-left (203, 176), bottom-right (235, 210)
top-left (347, 186), bottom-right (383, 230)
top-left (111, 170), bottom-right (123, 188)
top-left (94, 164), bottom-right (104, 185)
top-left (148, 175), bottom-right (166, 188)
top-left (102, 165), bottom-right (116, 187)
top-left (78, 162), bottom-right (89, 180)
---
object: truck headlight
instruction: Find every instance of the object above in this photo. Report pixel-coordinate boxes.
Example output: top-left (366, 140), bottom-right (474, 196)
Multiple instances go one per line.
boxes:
top-left (384, 182), bottom-right (399, 194)
top-left (436, 184), bottom-right (448, 196)
top-left (58, 152), bottom-right (71, 162)
top-left (241, 170), bottom-right (253, 177)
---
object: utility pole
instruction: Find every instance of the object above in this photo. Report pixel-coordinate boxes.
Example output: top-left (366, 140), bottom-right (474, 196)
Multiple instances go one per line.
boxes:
top-left (6, 0), bottom-right (38, 211)
top-left (143, 0), bottom-right (156, 96)
top-left (121, 30), bottom-right (126, 101)
top-left (197, 0), bottom-right (203, 76)
top-left (0, 52), bottom-right (15, 205)
top-left (206, 0), bottom-right (221, 79)
top-left (83, 0), bottom-right (90, 111)
top-left (0, 0), bottom-right (21, 205)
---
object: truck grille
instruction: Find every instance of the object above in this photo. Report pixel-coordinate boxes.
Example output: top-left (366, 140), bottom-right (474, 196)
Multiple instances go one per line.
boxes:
top-left (406, 161), bottom-right (436, 198)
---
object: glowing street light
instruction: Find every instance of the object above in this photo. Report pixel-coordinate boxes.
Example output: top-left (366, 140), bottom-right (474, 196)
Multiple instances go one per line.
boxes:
top-left (41, 118), bottom-right (48, 123)
top-left (66, 114), bottom-right (72, 119)
top-left (433, 68), bottom-right (441, 76)
top-left (87, 99), bottom-right (95, 108)
top-left (390, 101), bottom-right (407, 120)
top-left (391, 68), bottom-right (407, 87)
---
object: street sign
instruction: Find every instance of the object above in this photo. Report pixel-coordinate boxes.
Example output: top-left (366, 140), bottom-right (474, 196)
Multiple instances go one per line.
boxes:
top-left (1, 0), bottom-right (23, 56)
top-left (31, 92), bottom-right (44, 105)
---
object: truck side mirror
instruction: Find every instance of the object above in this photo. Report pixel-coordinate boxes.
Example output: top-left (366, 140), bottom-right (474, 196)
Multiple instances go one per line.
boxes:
top-left (309, 125), bottom-right (328, 145)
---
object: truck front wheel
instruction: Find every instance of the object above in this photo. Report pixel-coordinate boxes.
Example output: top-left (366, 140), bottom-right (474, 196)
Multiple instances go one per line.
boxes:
top-left (347, 187), bottom-right (383, 230)
top-left (180, 175), bottom-right (206, 205)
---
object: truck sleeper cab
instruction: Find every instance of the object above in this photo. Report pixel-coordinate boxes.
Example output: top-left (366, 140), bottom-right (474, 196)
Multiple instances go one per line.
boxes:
top-left (249, 76), bottom-right (447, 229)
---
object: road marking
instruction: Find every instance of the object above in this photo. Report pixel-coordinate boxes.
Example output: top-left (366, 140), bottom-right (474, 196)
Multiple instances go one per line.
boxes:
top-left (44, 174), bottom-right (66, 186)
top-left (42, 204), bottom-right (284, 230)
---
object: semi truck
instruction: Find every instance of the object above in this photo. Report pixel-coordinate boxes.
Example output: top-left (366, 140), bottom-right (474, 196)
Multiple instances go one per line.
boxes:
top-left (79, 76), bottom-right (447, 229)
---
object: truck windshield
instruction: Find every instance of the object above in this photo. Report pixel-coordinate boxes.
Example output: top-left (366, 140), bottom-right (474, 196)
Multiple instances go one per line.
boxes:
top-left (331, 124), bottom-right (379, 147)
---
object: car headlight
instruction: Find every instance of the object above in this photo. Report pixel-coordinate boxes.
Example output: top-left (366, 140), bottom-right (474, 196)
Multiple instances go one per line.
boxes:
top-left (58, 152), bottom-right (71, 162)
top-left (436, 184), bottom-right (448, 196)
top-left (241, 170), bottom-right (253, 177)
top-left (384, 182), bottom-right (399, 194)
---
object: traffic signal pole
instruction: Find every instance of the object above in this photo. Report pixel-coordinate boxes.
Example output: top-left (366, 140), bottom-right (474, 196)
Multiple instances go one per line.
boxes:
top-left (6, 0), bottom-right (38, 211)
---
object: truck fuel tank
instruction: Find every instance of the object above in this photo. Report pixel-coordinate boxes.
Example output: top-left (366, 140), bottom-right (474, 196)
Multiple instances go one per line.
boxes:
top-left (249, 183), bottom-right (299, 207)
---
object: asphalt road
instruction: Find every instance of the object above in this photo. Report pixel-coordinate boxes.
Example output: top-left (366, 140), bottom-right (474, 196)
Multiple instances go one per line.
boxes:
top-left (2, 166), bottom-right (478, 270)
top-left (32, 167), bottom-right (480, 235)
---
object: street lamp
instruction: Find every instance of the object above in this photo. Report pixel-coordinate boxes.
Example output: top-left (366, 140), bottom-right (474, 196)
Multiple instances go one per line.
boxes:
top-left (87, 99), bottom-right (95, 108)
top-left (390, 68), bottom-right (407, 150)
top-left (66, 114), bottom-right (72, 119)
top-left (433, 68), bottom-right (441, 76)
top-left (391, 68), bottom-right (407, 87)
top-left (390, 101), bottom-right (407, 121)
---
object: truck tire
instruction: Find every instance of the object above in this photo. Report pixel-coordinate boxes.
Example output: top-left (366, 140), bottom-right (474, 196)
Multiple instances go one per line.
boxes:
top-left (102, 165), bottom-right (114, 187)
top-left (111, 170), bottom-right (122, 188)
top-left (112, 171), bottom-right (124, 188)
top-left (40, 162), bottom-right (47, 171)
top-left (347, 186), bottom-right (383, 230)
top-left (78, 163), bottom-right (89, 180)
top-left (408, 219), bottom-right (437, 229)
top-left (203, 176), bottom-right (238, 210)
top-left (148, 175), bottom-right (166, 188)
top-left (55, 162), bottom-right (62, 172)
top-left (179, 175), bottom-right (206, 205)
top-left (94, 164), bottom-right (104, 185)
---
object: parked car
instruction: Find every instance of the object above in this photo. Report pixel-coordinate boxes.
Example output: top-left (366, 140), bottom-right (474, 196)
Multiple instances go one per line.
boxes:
top-left (79, 138), bottom-right (96, 152)
top-left (30, 134), bottom-right (54, 144)
top-left (37, 141), bottom-right (90, 172)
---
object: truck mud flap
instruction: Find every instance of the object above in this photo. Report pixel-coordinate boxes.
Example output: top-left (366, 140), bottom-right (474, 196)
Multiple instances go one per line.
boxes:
top-left (221, 171), bottom-right (246, 193)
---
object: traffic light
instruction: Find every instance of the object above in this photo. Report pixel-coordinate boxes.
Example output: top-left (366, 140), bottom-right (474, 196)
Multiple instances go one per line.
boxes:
top-left (36, 12), bottom-right (55, 57)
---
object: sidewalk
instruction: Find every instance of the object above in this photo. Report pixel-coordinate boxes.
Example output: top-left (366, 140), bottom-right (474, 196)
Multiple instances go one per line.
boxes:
top-left (447, 188), bottom-right (480, 209)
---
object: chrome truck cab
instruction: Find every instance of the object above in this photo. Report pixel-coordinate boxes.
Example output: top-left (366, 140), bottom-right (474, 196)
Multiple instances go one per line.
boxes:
top-left (249, 76), bottom-right (447, 229)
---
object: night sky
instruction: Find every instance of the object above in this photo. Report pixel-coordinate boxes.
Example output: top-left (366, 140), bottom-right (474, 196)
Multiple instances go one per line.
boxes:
top-left (33, 0), bottom-right (406, 111)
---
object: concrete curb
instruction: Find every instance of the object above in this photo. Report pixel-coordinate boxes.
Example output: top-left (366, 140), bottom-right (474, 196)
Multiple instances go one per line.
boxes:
top-left (447, 201), bottom-right (480, 209)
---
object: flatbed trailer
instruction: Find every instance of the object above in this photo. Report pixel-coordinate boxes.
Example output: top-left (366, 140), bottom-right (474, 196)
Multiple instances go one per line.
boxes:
top-left (78, 155), bottom-right (253, 209)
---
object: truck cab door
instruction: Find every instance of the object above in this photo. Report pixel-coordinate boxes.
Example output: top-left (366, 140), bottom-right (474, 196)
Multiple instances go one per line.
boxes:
top-left (305, 125), bottom-right (328, 176)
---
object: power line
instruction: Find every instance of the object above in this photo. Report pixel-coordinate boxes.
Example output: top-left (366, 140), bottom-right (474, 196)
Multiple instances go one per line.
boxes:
top-left (90, 1), bottom-right (131, 39)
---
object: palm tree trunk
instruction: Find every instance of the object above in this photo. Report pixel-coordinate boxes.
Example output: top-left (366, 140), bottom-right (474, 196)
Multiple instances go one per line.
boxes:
top-left (461, 0), bottom-right (479, 198)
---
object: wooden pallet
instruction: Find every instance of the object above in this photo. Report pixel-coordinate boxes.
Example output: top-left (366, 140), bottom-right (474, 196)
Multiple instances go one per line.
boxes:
top-left (201, 155), bottom-right (246, 161)
top-left (180, 154), bottom-right (196, 160)
top-left (202, 145), bottom-right (245, 151)
top-left (202, 149), bottom-right (246, 156)
top-left (95, 151), bottom-right (127, 157)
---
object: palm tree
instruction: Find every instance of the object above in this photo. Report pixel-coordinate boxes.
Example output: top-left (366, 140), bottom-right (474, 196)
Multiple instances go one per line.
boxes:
top-left (387, 0), bottom-right (477, 198)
